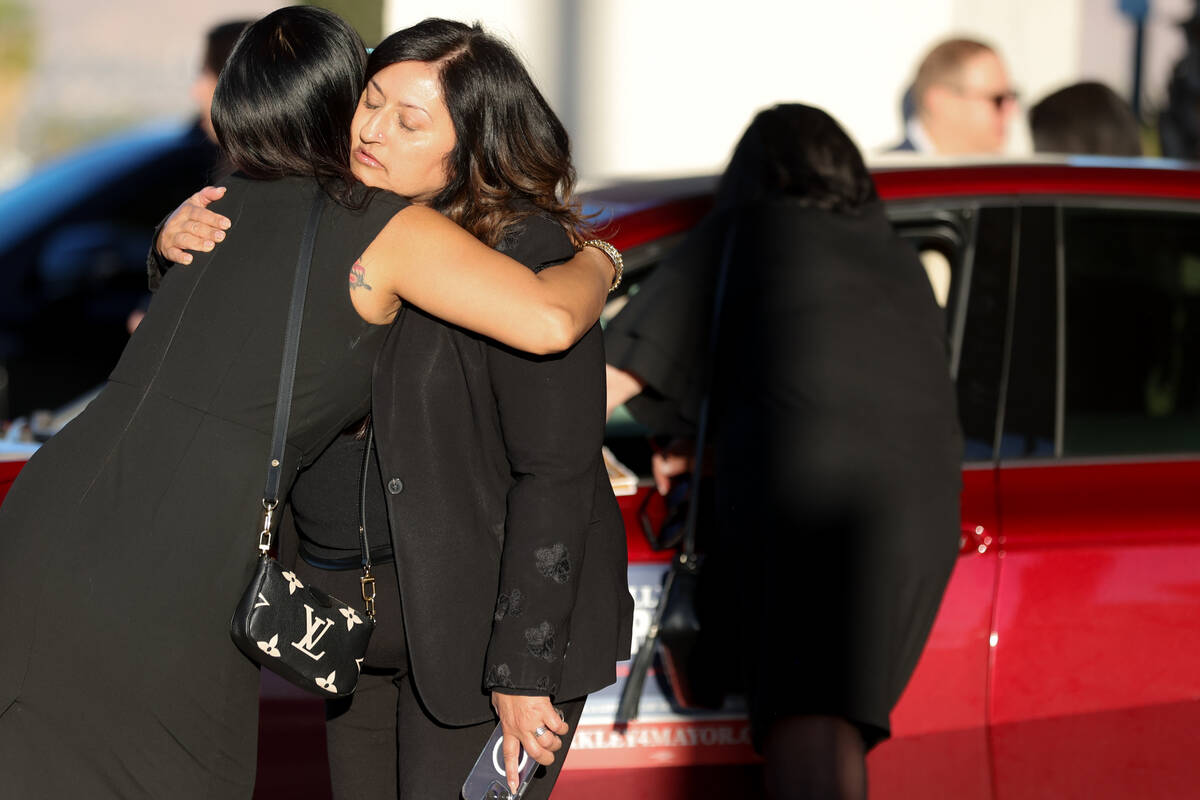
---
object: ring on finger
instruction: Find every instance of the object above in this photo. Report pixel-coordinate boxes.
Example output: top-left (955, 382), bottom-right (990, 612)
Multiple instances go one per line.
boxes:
top-left (534, 725), bottom-right (547, 738)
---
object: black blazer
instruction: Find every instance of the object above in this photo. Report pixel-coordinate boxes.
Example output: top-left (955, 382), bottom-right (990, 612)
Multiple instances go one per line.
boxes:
top-left (367, 215), bottom-right (633, 725)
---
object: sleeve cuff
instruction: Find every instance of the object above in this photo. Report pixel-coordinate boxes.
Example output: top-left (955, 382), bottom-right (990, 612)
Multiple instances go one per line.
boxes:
top-left (489, 687), bottom-right (552, 698)
top-left (145, 216), bottom-right (172, 292)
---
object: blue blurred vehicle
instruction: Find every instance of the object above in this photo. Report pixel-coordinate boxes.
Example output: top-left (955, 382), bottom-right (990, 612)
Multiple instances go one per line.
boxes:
top-left (0, 120), bottom-right (218, 419)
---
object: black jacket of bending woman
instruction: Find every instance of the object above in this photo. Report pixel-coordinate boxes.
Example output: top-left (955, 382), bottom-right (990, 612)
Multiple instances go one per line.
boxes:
top-left (149, 214), bottom-right (634, 726)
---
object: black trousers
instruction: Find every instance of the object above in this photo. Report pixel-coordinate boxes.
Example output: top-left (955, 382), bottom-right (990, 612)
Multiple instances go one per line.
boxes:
top-left (294, 557), bottom-right (586, 799)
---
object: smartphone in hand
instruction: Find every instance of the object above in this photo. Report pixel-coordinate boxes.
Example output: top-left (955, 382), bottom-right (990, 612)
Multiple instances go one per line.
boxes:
top-left (461, 722), bottom-right (538, 800)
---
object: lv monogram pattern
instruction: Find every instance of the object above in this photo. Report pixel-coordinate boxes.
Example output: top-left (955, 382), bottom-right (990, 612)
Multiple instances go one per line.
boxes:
top-left (231, 556), bottom-right (374, 698)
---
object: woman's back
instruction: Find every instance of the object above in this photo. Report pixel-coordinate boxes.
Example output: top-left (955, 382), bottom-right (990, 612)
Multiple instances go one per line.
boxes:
top-left (0, 175), bottom-right (407, 799)
top-left (113, 175), bottom-right (404, 449)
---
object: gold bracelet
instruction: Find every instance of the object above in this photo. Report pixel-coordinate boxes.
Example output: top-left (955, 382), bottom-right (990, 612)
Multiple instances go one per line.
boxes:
top-left (581, 239), bottom-right (624, 293)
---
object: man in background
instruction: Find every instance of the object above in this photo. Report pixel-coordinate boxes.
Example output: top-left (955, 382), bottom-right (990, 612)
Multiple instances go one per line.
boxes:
top-left (190, 20), bottom-right (251, 145)
top-left (893, 37), bottom-right (1017, 155)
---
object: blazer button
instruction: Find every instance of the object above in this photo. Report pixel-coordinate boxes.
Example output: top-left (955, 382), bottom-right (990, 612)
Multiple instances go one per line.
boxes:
top-left (387, 477), bottom-right (404, 495)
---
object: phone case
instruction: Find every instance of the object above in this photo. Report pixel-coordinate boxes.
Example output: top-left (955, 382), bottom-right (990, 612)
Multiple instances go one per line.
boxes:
top-left (461, 722), bottom-right (538, 800)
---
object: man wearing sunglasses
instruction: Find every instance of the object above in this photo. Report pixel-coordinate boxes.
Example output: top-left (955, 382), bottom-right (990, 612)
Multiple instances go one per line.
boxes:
top-left (894, 37), bottom-right (1017, 155)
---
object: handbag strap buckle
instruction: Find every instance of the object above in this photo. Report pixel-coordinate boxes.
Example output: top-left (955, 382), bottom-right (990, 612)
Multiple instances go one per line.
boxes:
top-left (361, 569), bottom-right (376, 620)
top-left (258, 501), bottom-right (277, 555)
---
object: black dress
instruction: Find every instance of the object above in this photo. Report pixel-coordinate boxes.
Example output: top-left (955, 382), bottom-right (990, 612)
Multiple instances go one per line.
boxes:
top-left (0, 175), bottom-right (407, 798)
top-left (606, 200), bottom-right (962, 748)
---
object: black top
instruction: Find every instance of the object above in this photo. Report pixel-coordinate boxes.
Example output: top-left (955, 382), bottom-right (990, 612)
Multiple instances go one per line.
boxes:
top-left (290, 429), bottom-right (393, 564)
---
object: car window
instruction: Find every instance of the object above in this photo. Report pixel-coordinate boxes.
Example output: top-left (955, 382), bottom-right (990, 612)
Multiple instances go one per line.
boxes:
top-left (892, 205), bottom-right (1014, 463)
top-left (1061, 206), bottom-right (1200, 457)
top-left (889, 213), bottom-right (966, 315)
top-left (997, 205), bottom-right (1057, 460)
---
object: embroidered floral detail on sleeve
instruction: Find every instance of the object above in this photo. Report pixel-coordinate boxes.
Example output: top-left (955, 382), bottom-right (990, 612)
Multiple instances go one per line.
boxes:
top-left (494, 589), bottom-right (525, 622)
top-left (535, 676), bottom-right (558, 695)
top-left (486, 663), bottom-right (514, 688)
top-left (534, 543), bottom-right (571, 585)
top-left (525, 621), bottom-right (557, 662)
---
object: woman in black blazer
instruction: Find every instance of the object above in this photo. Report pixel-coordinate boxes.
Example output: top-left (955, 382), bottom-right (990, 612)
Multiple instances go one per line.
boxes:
top-left (157, 19), bottom-right (632, 800)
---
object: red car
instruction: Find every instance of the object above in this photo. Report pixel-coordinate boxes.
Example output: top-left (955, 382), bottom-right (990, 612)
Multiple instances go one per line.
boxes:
top-left (3, 160), bottom-right (1200, 799)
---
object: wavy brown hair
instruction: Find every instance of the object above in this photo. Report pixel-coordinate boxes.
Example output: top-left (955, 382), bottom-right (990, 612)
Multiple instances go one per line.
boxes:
top-left (366, 19), bottom-right (592, 247)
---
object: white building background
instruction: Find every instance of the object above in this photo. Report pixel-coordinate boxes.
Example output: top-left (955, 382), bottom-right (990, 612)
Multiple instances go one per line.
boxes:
top-left (4, 0), bottom-right (1198, 186)
top-left (385, 0), bottom-right (1195, 178)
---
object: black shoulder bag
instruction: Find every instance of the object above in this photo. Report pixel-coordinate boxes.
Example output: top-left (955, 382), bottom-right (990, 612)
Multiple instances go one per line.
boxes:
top-left (229, 193), bottom-right (377, 698)
top-left (617, 225), bottom-right (736, 720)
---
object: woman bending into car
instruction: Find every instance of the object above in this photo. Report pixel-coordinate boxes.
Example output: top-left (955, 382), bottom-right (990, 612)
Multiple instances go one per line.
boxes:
top-left (604, 104), bottom-right (962, 800)
top-left (155, 17), bottom-right (633, 800)
top-left (0, 8), bottom-right (621, 798)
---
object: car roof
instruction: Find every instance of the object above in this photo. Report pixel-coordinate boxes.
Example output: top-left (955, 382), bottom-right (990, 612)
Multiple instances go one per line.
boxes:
top-left (870, 156), bottom-right (1200, 201)
top-left (585, 158), bottom-right (1200, 251)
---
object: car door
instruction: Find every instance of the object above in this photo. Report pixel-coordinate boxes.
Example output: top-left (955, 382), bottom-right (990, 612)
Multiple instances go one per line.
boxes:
top-left (990, 202), bottom-right (1200, 800)
top-left (865, 203), bottom-right (1012, 800)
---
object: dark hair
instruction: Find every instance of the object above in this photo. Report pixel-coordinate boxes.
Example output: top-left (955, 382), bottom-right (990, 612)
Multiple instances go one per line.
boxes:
top-left (366, 18), bottom-right (591, 246)
top-left (1030, 81), bottom-right (1143, 157)
top-left (715, 104), bottom-right (878, 215)
top-left (211, 6), bottom-right (366, 205)
top-left (202, 20), bottom-right (253, 76)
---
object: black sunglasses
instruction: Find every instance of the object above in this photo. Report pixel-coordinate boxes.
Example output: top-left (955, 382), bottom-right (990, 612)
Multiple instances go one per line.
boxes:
top-left (952, 87), bottom-right (1019, 111)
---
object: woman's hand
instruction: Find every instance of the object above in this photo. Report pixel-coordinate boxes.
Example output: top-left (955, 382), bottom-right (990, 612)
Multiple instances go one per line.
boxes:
top-left (490, 691), bottom-right (569, 795)
top-left (652, 438), bottom-right (695, 495)
top-left (158, 186), bottom-right (232, 264)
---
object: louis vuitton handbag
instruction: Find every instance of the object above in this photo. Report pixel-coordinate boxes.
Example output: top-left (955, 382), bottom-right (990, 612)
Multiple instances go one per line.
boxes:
top-left (229, 194), bottom-right (376, 698)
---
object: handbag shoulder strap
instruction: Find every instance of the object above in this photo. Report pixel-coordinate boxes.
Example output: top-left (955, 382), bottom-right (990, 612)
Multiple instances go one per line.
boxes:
top-left (615, 221), bottom-right (738, 723)
top-left (678, 222), bottom-right (737, 559)
top-left (358, 422), bottom-right (377, 619)
top-left (257, 191), bottom-right (324, 554)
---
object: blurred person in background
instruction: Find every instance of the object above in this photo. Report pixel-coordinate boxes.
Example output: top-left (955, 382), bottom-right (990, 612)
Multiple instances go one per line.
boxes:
top-left (1160, 9), bottom-right (1200, 160)
top-left (605, 104), bottom-right (962, 800)
top-left (193, 20), bottom-right (253, 145)
top-left (891, 37), bottom-right (1017, 155)
top-left (126, 19), bottom-right (250, 335)
top-left (1030, 81), bottom-right (1143, 157)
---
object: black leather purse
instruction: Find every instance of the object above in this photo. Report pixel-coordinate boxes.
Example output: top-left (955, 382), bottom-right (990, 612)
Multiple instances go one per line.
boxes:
top-left (617, 227), bottom-right (736, 720)
top-left (229, 193), bottom-right (376, 698)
